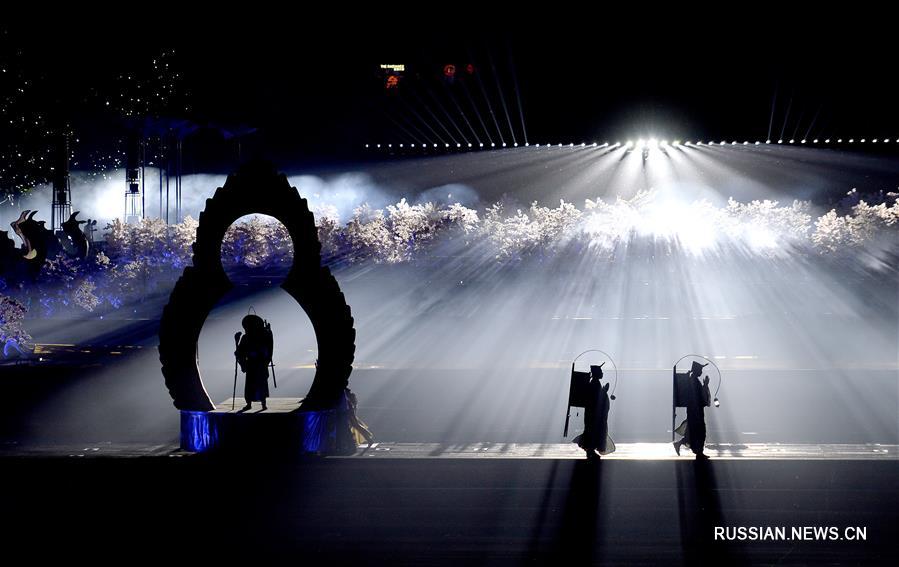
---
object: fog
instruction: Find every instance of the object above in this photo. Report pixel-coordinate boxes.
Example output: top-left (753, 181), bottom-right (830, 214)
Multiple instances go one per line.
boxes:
top-left (9, 145), bottom-right (899, 447)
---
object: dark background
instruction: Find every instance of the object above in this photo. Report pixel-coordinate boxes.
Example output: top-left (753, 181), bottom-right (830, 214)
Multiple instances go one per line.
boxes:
top-left (4, 12), bottom-right (899, 175)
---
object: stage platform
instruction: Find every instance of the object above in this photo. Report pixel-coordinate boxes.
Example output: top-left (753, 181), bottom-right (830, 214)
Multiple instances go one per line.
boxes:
top-left (349, 441), bottom-right (899, 460)
top-left (2, 442), bottom-right (896, 460)
top-left (4, 443), bottom-right (898, 564)
top-left (209, 397), bottom-right (303, 414)
top-left (179, 397), bottom-right (360, 454)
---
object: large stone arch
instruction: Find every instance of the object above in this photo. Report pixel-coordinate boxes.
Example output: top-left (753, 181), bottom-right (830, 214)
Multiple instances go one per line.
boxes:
top-left (158, 161), bottom-right (355, 411)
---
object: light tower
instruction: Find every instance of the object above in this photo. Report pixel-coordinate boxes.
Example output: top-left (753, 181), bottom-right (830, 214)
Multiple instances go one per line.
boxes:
top-left (125, 132), bottom-right (144, 224)
top-left (50, 135), bottom-right (71, 232)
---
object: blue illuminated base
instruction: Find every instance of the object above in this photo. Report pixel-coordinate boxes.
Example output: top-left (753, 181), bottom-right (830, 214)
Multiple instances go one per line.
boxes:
top-left (180, 397), bottom-right (357, 455)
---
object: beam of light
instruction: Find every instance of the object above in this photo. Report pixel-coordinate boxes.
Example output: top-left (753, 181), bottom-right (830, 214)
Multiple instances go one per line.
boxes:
top-left (408, 90), bottom-right (460, 146)
top-left (457, 75), bottom-right (494, 146)
top-left (790, 107), bottom-right (806, 142)
top-left (779, 91), bottom-right (794, 141)
top-left (486, 50), bottom-right (517, 145)
top-left (381, 108), bottom-right (428, 146)
top-left (470, 51), bottom-right (506, 145)
top-left (444, 83), bottom-right (482, 146)
top-left (803, 103), bottom-right (824, 141)
top-left (767, 82), bottom-right (778, 142)
top-left (423, 85), bottom-right (471, 146)
top-left (399, 98), bottom-right (449, 146)
top-left (507, 45), bottom-right (528, 145)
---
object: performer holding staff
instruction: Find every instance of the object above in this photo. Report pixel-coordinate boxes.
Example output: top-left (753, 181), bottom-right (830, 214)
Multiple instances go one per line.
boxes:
top-left (233, 312), bottom-right (275, 411)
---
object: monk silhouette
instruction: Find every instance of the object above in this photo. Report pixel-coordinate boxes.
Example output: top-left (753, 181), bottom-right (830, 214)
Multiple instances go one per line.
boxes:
top-left (674, 361), bottom-right (712, 459)
top-left (573, 364), bottom-right (615, 460)
top-left (235, 314), bottom-right (273, 411)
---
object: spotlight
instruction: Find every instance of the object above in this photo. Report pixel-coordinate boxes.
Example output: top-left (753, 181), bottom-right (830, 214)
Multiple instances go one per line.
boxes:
top-left (456, 143), bottom-right (461, 148)
top-left (885, 139), bottom-right (891, 143)
top-left (860, 139), bottom-right (866, 143)
top-left (365, 143), bottom-right (370, 148)
top-left (825, 139), bottom-right (830, 143)
top-left (468, 143), bottom-right (472, 147)
top-left (445, 143), bottom-right (450, 147)
top-left (648, 138), bottom-right (658, 149)
top-left (813, 139), bottom-right (819, 143)
top-left (491, 142), bottom-right (496, 147)
top-left (755, 141), bottom-right (760, 145)
top-left (837, 139), bottom-right (843, 143)
top-left (399, 143), bottom-right (404, 148)
top-left (731, 141), bottom-right (736, 145)
top-left (558, 143), bottom-right (563, 147)
top-left (525, 142), bottom-right (529, 147)
top-left (502, 142), bottom-right (507, 147)
top-left (480, 143), bottom-right (484, 147)
top-left (789, 139), bottom-right (795, 143)
top-left (569, 142), bottom-right (574, 147)
top-left (743, 141), bottom-right (748, 145)
top-left (433, 144), bottom-right (438, 148)
top-left (626, 140), bottom-right (634, 149)
top-left (873, 139), bottom-right (878, 143)
top-left (388, 143), bottom-right (392, 147)
top-left (777, 139), bottom-right (783, 144)
top-left (376, 144), bottom-right (381, 148)
top-left (535, 143), bottom-right (540, 147)
top-left (766, 140), bottom-right (771, 144)
top-left (849, 139), bottom-right (854, 143)
top-left (514, 142), bottom-right (518, 147)
top-left (800, 139), bottom-right (806, 144)
top-left (592, 142), bottom-right (598, 147)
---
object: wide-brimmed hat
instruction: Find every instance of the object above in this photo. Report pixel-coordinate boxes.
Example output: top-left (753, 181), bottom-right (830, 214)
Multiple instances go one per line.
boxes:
top-left (241, 314), bottom-right (264, 331)
top-left (690, 360), bottom-right (709, 374)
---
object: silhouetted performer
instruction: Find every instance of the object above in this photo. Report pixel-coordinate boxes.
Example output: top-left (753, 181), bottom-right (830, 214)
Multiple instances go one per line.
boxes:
top-left (235, 314), bottom-right (273, 410)
top-left (344, 388), bottom-right (374, 446)
top-left (573, 364), bottom-right (614, 460)
top-left (674, 361), bottom-right (712, 459)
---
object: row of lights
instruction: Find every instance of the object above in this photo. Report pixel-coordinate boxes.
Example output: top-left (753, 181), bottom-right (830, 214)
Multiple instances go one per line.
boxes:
top-left (365, 138), bottom-right (899, 149)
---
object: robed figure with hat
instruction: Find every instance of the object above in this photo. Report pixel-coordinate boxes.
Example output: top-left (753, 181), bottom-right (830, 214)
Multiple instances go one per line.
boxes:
top-left (673, 360), bottom-right (712, 459)
top-left (235, 314), bottom-right (273, 411)
top-left (573, 364), bottom-right (615, 460)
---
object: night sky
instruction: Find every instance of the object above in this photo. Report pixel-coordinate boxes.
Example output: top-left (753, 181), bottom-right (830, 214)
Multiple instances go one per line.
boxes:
top-left (3, 14), bottom-right (898, 192)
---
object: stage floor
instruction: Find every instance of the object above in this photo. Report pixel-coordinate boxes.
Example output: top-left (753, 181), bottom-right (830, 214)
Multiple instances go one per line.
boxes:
top-left (210, 397), bottom-right (303, 413)
top-left (4, 446), bottom-right (898, 564)
top-left (2, 441), bottom-right (896, 460)
top-left (351, 442), bottom-right (899, 460)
